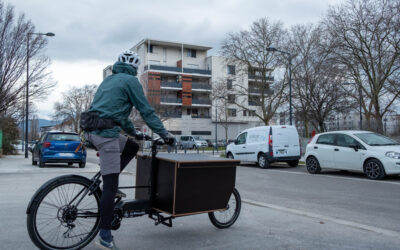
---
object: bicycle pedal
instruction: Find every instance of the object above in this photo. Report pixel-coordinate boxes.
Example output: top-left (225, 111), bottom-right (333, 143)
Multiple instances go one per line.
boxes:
top-left (115, 190), bottom-right (126, 198)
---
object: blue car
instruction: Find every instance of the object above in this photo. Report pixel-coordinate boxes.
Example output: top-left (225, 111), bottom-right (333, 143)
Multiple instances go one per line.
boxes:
top-left (31, 132), bottom-right (86, 168)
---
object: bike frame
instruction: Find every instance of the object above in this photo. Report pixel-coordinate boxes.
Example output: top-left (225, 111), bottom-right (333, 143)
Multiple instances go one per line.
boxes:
top-left (69, 138), bottom-right (174, 227)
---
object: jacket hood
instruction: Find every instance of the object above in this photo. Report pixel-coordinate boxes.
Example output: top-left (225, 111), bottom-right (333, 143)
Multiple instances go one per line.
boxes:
top-left (112, 61), bottom-right (137, 76)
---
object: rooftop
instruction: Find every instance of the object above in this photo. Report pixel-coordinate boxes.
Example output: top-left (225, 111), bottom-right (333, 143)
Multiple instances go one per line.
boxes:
top-left (132, 38), bottom-right (212, 51)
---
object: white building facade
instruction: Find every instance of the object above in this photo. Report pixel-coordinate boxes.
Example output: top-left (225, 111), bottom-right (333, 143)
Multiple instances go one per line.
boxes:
top-left (104, 39), bottom-right (274, 141)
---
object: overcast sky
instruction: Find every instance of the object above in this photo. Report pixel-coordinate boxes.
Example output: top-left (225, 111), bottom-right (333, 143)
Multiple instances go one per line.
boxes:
top-left (10, 0), bottom-right (344, 119)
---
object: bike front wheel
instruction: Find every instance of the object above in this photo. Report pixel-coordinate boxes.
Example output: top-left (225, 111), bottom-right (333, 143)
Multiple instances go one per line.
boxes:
top-left (27, 175), bottom-right (101, 250)
top-left (208, 188), bottom-right (241, 229)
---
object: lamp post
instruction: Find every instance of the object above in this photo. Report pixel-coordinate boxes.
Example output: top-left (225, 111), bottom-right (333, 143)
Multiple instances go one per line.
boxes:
top-left (266, 47), bottom-right (292, 125)
top-left (25, 32), bottom-right (55, 158)
top-left (343, 82), bottom-right (362, 130)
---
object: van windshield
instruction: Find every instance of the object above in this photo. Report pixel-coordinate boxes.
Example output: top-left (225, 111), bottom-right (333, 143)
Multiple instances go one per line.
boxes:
top-left (193, 136), bottom-right (204, 141)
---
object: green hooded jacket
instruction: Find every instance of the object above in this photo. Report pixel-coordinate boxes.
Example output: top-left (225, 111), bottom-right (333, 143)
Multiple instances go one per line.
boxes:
top-left (88, 61), bottom-right (167, 138)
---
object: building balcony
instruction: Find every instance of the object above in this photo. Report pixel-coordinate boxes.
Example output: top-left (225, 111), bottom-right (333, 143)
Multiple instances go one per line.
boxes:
top-left (162, 112), bottom-right (182, 118)
top-left (192, 82), bottom-right (212, 91)
top-left (160, 97), bottom-right (182, 104)
top-left (248, 74), bottom-right (274, 81)
top-left (192, 98), bottom-right (212, 105)
top-left (160, 81), bottom-right (182, 89)
top-left (144, 65), bottom-right (211, 76)
top-left (248, 87), bottom-right (261, 94)
top-left (191, 115), bottom-right (211, 119)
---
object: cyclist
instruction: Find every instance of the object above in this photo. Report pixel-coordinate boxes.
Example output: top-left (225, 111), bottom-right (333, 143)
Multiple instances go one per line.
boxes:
top-left (84, 50), bottom-right (174, 249)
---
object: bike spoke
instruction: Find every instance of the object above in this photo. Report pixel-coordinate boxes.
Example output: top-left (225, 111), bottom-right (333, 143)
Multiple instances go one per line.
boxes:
top-left (34, 181), bottom-right (99, 249)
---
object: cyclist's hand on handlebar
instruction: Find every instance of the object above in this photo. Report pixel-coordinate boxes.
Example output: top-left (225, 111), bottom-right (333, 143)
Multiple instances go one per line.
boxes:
top-left (160, 132), bottom-right (176, 145)
top-left (133, 132), bottom-right (151, 141)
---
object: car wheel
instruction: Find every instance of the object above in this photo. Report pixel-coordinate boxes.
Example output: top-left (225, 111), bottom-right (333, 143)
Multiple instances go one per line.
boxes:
top-left (257, 153), bottom-right (269, 169)
top-left (227, 152), bottom-right (234, 159)
top-left (287, 160), bottom-right (299, 167)
top-left (79, 162), bottom-right (86, 168)
top-left (306, 156), bottom-right (321, 174)
top-left (39, 154), bottom-right (45, 168)
top-left (32, 153), bottom-right (37, 166)
top-left (68, 162), bottom-right (73, 166)
top-left (364, 159), bottom-right (386, 180)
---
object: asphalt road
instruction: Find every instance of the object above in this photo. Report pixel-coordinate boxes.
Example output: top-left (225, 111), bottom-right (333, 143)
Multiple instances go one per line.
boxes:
top-left (1, 154), bottom-right (400, 249)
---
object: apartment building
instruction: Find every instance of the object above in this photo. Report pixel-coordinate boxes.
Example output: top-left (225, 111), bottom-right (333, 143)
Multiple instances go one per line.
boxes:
top-left (103, 38), bottom-right (272, 141)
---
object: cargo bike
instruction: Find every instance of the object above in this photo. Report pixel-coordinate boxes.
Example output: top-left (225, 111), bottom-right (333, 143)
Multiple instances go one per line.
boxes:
top-left (26, 137), bottom-right (241, 250)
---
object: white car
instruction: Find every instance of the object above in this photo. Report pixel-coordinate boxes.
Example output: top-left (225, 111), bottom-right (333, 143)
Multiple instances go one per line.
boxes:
top-left (305, 131), bottom-right (400, 180)
top-left (226, 125), bottom-right (301, 168)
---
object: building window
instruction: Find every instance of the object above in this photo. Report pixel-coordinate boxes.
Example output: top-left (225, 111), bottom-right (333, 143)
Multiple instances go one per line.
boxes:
top-left (243, 110), bottom-right (247, 117)
top-left (149, 44), bottom-right (154, 53)
top-left (250, 110), bottom-right (256, 116)
top-left (227, 65), bottom-right (236, 75)
top-left (228, 94), bottom-right (235, 104)
top-left (227, 108), bottom-right (237, 117)
top-left (187, 49), bottom-right (196, 58)
top-left (227, 79), bottom-right (233, 90)
top-left (192, 131), bottom-right (211, 135)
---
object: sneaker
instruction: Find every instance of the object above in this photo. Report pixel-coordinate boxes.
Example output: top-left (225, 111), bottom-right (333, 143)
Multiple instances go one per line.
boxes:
top-left (95, 236), bottom-right (119, 250)
top-left (115, 189), bottom-right (126, 198)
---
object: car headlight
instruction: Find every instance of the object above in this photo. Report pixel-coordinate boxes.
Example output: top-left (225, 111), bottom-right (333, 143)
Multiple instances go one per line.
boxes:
top-left (385, 151), bottom-right (400, 159)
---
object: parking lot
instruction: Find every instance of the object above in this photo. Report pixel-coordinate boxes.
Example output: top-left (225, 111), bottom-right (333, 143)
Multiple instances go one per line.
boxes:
top-left (1, 153), bottom-right (400, 249)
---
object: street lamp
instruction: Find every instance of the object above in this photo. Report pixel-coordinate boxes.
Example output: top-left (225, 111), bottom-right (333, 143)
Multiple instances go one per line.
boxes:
top-left (25, 32), bottom-right (55, 158)
top-left (266, 47), bottom-right (293, 125)
top-left (343, 82), bottom-right (362, 130)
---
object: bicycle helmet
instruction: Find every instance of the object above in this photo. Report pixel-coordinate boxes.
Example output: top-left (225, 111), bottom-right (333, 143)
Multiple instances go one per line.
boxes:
top-left (118, 50), bottom-right (140, 69)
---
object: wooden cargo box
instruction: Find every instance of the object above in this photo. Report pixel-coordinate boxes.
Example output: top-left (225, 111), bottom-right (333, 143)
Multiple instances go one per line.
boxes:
top-left (136, 153), bottom-right (239, 216)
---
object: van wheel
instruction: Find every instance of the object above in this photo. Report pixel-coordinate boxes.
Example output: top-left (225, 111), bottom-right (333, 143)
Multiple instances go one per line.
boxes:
top-left (257, 154), bottom-right (269, 169)
top-left (287, 160), bottom-right (299, 167)
top-left (306, 156), bottom-right (321, 174)
top-left (227, 153), bottom-right (234, 159)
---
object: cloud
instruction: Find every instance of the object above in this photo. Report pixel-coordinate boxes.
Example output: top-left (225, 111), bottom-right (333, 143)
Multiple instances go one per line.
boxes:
top-left (9, 0), bottom-right (345, 119)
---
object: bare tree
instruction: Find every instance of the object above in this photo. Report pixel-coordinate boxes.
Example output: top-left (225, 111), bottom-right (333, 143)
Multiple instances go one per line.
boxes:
top-left (220, 18), bottom-right (288, 125)
top-left (54, 84), bottom-right (98, 133)
top-left (212, 79), bottom-right (236, 143)
top-left (324, 0), bottom-right (400, 133)
top-left (288, 24), bottom-right (352, 132)
top-left (0, 1), bottom-right (55, 116)
top-left (29, 114), bottom-right (39, 140)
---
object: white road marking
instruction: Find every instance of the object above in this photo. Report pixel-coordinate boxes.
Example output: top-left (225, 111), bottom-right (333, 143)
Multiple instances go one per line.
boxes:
top-left (261, 168), bottom-right (400, 185)
top-left (242, 198), bottom-right (400, 238)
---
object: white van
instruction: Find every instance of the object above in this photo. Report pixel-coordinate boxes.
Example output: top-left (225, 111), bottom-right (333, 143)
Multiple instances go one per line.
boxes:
top-left (226, 126), bottom-right (301, 168)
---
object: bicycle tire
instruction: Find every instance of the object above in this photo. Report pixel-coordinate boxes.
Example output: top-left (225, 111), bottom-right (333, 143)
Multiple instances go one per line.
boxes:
top-left (208, 188), bottom-right (241, 229)
top-left (27, 175), bottom-right (101, 250)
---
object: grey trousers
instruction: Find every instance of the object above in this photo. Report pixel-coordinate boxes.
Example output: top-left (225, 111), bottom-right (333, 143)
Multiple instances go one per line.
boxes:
top-left (88, 134), bottom-right (128, 176)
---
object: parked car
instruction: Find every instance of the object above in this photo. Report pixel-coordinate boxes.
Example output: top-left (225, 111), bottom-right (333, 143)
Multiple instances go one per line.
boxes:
top-left (13, 140), bottom-right (23, 151)
top-left (305, 131), bottom-right (400, 180)
top-left (178, 135), bottom-right (208, 149)
top-left (205, 139), bottom-right (214, 147)
top-left (226, 125), bottom-right (301, 168)
top-left (31, 131), bottom-right (86, 168)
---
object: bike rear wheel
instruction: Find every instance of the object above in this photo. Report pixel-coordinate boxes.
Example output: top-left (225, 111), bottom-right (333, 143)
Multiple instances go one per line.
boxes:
top-left (27, 175), bottom-right (101, 250)
top-left (208, 188), bottom-right (241, 229)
